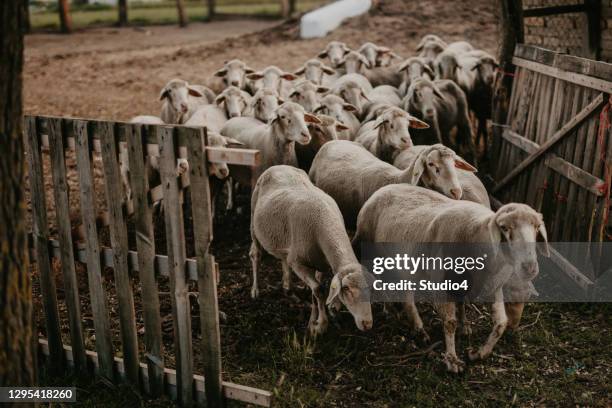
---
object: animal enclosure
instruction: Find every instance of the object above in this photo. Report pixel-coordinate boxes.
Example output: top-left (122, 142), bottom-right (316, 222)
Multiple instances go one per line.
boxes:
top-left (490, 43), bottom-right (612, 288)
top-left (25, 115), bottom-right (271, 407)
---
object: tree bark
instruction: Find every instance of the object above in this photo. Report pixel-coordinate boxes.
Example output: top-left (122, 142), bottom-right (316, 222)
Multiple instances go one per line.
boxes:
top-left (176, 0), bottom-right (188, 27)
top-left (0, 0), bottom-right (35, 390)
top-left (289, 0), bottom-right (297, 15)
top-left (118, 0), bottom-right (128, 27)
top-left (280, 0), bottom-right (290, 18)
top-left (207, 0), bottom-right (216, 20)
top-left (491, 0), bottom-right (524, 160)
top-left (58, 0), bottom-right (72, 33)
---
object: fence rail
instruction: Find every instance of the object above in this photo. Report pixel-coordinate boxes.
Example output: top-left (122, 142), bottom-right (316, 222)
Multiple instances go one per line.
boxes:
top-left (26, 115), bottom-right (270, 407)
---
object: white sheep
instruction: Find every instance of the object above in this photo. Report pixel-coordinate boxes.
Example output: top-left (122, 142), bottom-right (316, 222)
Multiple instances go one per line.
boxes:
top-left (358, 42), bottom-right (401, 68)
top-left (214, 86), bottom-right (252, 118)
top-left (214, 59), bottom-right (255, 90)
top-left (335, 50), bottom-right (372, 75)
top-left (313, 94), bottom-right (360, 140)
top-left (294, 58), bottom-right (337, 86)
top-left (329, 73), bottom-right (374, 117)
top-left (317, 40), bottom-right (351, 68)
top-left (159, 79), bottom-right (212, 124)
top-left (354, 106), bottom-right (428, 163)
top-left (353, 185), bottom-right (549, 372)
top-left (250, 165), bottom-right (373, 335)
top-left (248, 88), bottom-right (284, 123)
top-left (368, 85), bottom-right (402, 106)
top-left (417, 37), bottom-right (447, 69)
top-left (184, 104), bottom-right (228, 133)
top-left (247, 66), bottom-right (298, 98)
top-left (296, 114), bottom-right (347, 172)
top-left (397, 57), bottom-right (434, 96)
top-left (288, 79), bottom-right (329, 113)
top-left (129, 115), bottom-right (165, 125)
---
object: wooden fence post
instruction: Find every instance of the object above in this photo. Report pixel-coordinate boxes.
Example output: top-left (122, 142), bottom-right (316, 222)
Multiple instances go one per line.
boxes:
top-left (176, 0), bottom-right (188, 27)
top-left (58, 0), bottom-right (72, 33)
top-left (118, 0), bottom-right (128, 26)
top-left (280, 0), bottom-right (290, 18)
top-left (207, 0), bottom-right (216, 20)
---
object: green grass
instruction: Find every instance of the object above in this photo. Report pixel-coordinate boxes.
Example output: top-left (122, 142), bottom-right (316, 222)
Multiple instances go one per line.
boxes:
top-left (29, 0), bottom-right (326, 30)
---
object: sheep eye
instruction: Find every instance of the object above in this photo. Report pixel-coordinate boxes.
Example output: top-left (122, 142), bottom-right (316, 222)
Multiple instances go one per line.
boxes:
top-left (428, 162), bottom-right (435, 167)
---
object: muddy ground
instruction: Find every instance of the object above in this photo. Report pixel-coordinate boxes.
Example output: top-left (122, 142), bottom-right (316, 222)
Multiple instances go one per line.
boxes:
top-left (25, 0), bottom-right (612, 406)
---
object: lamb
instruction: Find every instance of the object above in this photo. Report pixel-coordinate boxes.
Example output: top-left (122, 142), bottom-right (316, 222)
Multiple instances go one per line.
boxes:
top-left (397, 57), bottom-right (434, 96)
top-left (392, 144), bottom-right (479, 201)
top-left (159, 79), bottom-right (211, 124)
top-left (353, 185), bottom-right (549, 372)
top-left (313, 94), bottom-right (360, 140)
top-left (402, 78), bottom-right (474, 159)
top-left (288, 79), bottom-right (329, 113)
top-left (248, 88), bottom-right (284, 123)
top-left (220, 102), bottom-right (321, 180)
top-left (250, 165), bottom-right (373, 335)
top-left (295, 114), bottom-right (347, 173)
top-left (354, 106), bottom-right (428, 163)
top-left (329, 74), bottom-right (373, 117)
top-left (318, 40), bottom-right (351, 68)
top-left (214, 86), bottom-right (252, 118)
top-left (358, 42), bottom-right (400, 68)
top-left (309, 139), bottom-right (453, 228)
top-left (247, 66), bottom-right (298, 98)
top-left (294, 58), bottom-right (337, 86)
top-left (214, 59), bottom-right (255, 90)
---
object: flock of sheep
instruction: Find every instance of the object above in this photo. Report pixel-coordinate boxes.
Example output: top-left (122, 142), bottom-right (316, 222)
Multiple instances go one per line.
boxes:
top-left (126, 35), bottom-right (550, 373)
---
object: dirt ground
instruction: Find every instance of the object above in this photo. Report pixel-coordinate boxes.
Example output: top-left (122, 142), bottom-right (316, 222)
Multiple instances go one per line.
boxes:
top-left (25, 1), bottom-right (612, 407)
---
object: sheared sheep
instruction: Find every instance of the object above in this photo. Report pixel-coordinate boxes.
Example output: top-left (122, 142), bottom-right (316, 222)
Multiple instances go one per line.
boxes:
top-left (159, 79), bottom-right (211, 124)
top-left (247, 65), bottom-right (298, 98)
top-left (397, 57), bottom-right (434, 96)
top-left (318, 40), bottom-right (351, 68)
top-left (214, 59), bottom-right (255, 90)
top-left (330, 73), bottom-right (374, 117)
top-left (248, 88), bottom-right (284, 123)
top-left (358, 42), bottom-right (400, 68)
top-left (294, 58), bottom-right (337, 86)
top-left (214, 86), bottom-right (252, 118)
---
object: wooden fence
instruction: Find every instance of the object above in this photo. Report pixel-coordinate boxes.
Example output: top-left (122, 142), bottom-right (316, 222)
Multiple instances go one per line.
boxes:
top-left (490, 44), bottom-right (612, 289)
top-left (25, 115), bottom-right (271, 407)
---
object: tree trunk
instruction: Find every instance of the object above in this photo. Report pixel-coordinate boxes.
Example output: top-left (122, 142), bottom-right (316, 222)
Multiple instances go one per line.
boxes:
top-left (490, 0), bottom-right (524, 161)
top-left (118, 0), bottom-right (128, 27)
top-left (280, 0), bottom-right (290, 18)
top-left (176, 0), bottom-right (187, 27)
top-left (58, 0), bottom-right (72, 33)
top-left (0, 0), bottom-right (35, 390)
top-left (24, 1), bottom-right (30, 33)
top-left (289, 0), bottom-right (297, 15)
top-left (207, 0), bottom-right (216, 20)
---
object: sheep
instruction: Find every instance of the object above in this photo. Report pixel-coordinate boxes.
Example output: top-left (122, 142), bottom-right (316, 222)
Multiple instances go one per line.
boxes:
top-left (353, 185), bottom-right (549, 372)
top-left (446, 40), bottom-right (474, 55)
top-left (247, 66), bottom-right (298, 98)
top-left (368, 85), bottom-right (402, 106)
top-left (416, 34), bottom-right (447, 51)
top-left (358, 42), bottom-right (400, 68)
top-left (309, 139), bottom-right (436, 228)
top-left (250, 165), bottom-right (373, 335)
top-left (363, 65), bottom-right (404, 88)
top-left (335, 50), bottom-right (372, 75)
top-left (313, 94), bottom-right (360, 140)
top-left (318, 40), bottom-right (351, 68)
top-left (294, 58), bottom-right (337, 86)
top-left (354, 106), bottom-right (429, 163)
top-left (129, 115), bottom-right (165, 125)
top-left (329, 73), bottom-right (373, 117)
top-left (184, 104), bottom-right (228, 133)
top-left (288, 79), bottom-right (329, 113)
top-left (248, 88), bottom-right (284, 123)
top-left (356, 44), bottom-right (403, 87)
top-left (159, 79), bottom-right (210, 124)
top-left (397, 57), bottom-right (434, 96)
top-left (214, 86), bottom-right (252, 118)
top-left (213, 59), bottom-right (255, 90)
top-left (295, 114), bottom-right (347, 173)
top-left (402, 78), bottom-right (474, 160)
top-left (220, 102), bottom-right (321, 180)
top-left (417, 38), bottom-right (447, 69)
top-left (392, 144), bottom-right (479, 201)
top-left (434, 50), bottom-right (498, 154)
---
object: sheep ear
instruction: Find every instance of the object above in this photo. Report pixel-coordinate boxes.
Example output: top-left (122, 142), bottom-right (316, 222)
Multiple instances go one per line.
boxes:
top-left (318, 51), bottom-right (329, 59)
top-left (373, 118), bottom-right (388, 130)
top-left (316, 86), bottom-right (330, 94)
top-left (454, 158), bottom-right (477, 172)
top-left (304, 113), bottom-right (322, 124)
top-left (294, 66), bottom-right (306, 76)
top-left (277, 97), bottom-right (285, 104)
top-left (537, 223), bottom-right (550, 258)
top-left (398, 60), bottom-right (411, 73)
top-left (336, 123), bottom-right (350, 131)
top-left (342, 44), bottom-right (351, 53)
top-left (408, 116), bottom-right (429, 129)
top-left (222, 136), bottom-right (245, 147)
top-left (408, 156), bottom-right (426, 185)
top-left (214, 68), bottom-right (227, 77)
top-left (343, 103), bottom-right (357, 112)
top-left (188, 87), bottom-right (203, 98)
top-left (326, 274), bottom-right (342, 306)
top-left (471, 63), bottom-right (481, 72)
top-left (360, 91), bottom-right (370, 101)
top-left (322, 65), bottom-right (336, 75)
top-left (245, 67), bottom-right (255, 74)
top-left (282, 73), bottom-right (298, 81)
top-left (289, 91), bottom-right (299, 99)
top-left (247, 73), bottom-right (264, 80)
top-left (159, 89), bottom-right (170, 101)
top-left (336, 60), bottom-right (346, 68)
top-left (360, 55), bottom-right (372, 69)
top-left (214, 95), bottom-right (225, 105)
top-left (377, 46), bottom-right (391, 55)
top-left (314, 105), bottom-right (325, 113)
top-left (433, 86), bottom-right (446, 101)
top-left (488, 217), bottom-right (502, 258)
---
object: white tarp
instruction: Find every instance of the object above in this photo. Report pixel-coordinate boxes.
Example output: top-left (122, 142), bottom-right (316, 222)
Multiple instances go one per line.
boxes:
top-left (300, 0), bottom-right (372, 39)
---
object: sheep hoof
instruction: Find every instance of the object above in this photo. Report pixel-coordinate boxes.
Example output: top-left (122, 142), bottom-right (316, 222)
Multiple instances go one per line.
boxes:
top-left (443, 353), bottom-right (465, 373)
top-left (250, 287), bottom-right (259, 299)
top-left (467, 348), bottom-right (482, 361)
top-left (282, 281), bottom-right (292, 293)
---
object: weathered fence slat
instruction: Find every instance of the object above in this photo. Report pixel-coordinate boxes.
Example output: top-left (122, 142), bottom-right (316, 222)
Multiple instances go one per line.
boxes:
top-left (185, 127), bottom-right (224, 407)
top-left (47, 118), bottom-right (87, 372)
top-left (73, 120), bottom-right (115, 380)
top-left (494, 92), bottom-right (606, 193)
top-left (98, 121), bottom-right (141, 387)
top-left (158, 126), bottom-right (194, 406)
top-left (124, 123), bottom-right (165, 395)
top-left (25, 116), bottom-right (64, 373)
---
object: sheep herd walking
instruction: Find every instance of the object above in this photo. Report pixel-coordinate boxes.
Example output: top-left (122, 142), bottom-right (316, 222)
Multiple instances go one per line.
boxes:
top-left (127, 35), bottom-right (550, 373)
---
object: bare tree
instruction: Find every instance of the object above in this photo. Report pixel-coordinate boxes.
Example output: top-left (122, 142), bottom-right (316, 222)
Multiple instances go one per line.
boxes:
top-left (118, 0), bottom-right (128, 26)
top-left (0, 0), bottom-right (35, 389)
top-left (176, 0), bottom-right (187, 27)
top-left (58, 0), bottom-right (72, 33)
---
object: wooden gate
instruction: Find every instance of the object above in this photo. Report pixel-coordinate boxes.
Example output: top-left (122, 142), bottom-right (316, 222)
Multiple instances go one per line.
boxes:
top-left (26, 115), bottom-right (271, 407)
top-left (490, 44), bottom-right (612, 288)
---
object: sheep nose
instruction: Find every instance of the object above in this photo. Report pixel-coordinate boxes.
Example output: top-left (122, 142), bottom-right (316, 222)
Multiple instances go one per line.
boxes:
top-left (450, 188), bottom-right (462, 200)
top-left (230, 112), bottom-right (239, 118)
top-left (219, 167), bottom-right (229, 178)
top-left (180, 103), bottom-right (188, 113)
top-left (362, 320), bottom-right (373, 331)
top-left (425, 108), bottom-right (435, 117)
top-left (521, 262), bottom-right (538, 280)
top-left (231, 80), bottom-right (239, 86)
top-left (400, 137), bottom-right (411, 145)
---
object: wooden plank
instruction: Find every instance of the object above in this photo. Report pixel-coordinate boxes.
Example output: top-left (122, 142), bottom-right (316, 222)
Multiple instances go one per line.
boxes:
top-left (47, 118), bottom-right (87, 372)
top-left (124, 123), bottom-right (164, 395)
top-left (185, 127), bottom-right (223, 407)
top-left (73, 120), bottom-right (115, 380)
top-left (493, 93), bottom-right (606, 193)
top-left (98, 121), bottom-right (141, 387)
top-left (38, 339), bottom-right (273, 407)
top-left (514, 44), bottom-right (558, 66)
top-left (25, 116), bottom-right (64, 373)
top-left (523, 4), bottom-right (586, 17)
top-left (512, 57), bottom-right (612, 94)
top-left (158, 126), bottom-right (194, 406)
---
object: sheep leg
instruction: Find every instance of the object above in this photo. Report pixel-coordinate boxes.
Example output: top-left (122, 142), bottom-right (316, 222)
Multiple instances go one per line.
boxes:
top-left (249, 241), bottom-right (262, 299)
top-left (458, 302), bottom-right (472, 336)
top-left (403, 297), bottom-right (429, 343)
top-left (291, 262), bottom-right (328, 335)
top-left (458, 119), bottom-right (476, 165)
top-left (468, 292), bottom-right (508, 361)
top-left (225, 178), bottom-right (235, 211)
top-left (505, 302), bottom-right (526, 330)
top-left (281, 261), bottom-right (292, 293)
top-left (435, 302), bottom-right (464, 373)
